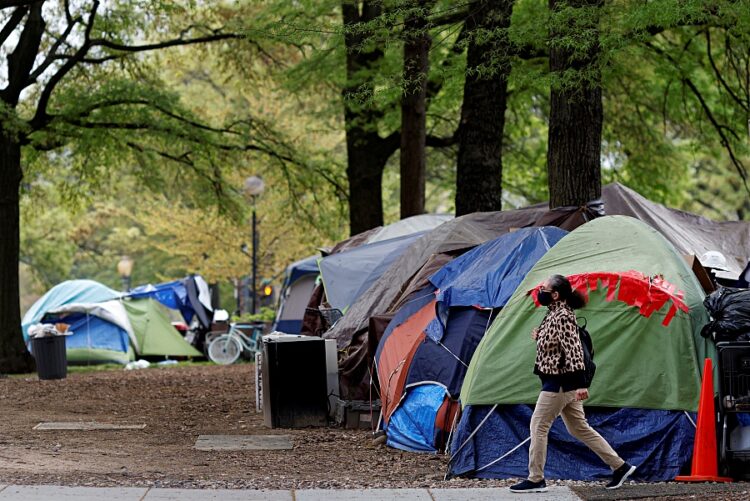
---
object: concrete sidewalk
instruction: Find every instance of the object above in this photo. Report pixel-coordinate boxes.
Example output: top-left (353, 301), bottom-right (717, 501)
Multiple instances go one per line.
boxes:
top-left (0, 485), bottom-right (580, 500)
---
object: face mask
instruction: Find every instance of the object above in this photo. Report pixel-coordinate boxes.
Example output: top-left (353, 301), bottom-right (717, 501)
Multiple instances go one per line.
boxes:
top-left (538, 290), bottom-right (553, 306)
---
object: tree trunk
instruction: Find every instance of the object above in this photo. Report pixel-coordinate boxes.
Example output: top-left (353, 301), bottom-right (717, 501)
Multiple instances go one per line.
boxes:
top-left (455, 0), bottom-right (514, 216)
top-left (342, 1), bottom-right (400, 235)
top-left (546, 0), bottom-right (603, 208)
top-left (0, 131), bottom-right (36, 374)
top-left (400, 1), bottom-right (431, 219)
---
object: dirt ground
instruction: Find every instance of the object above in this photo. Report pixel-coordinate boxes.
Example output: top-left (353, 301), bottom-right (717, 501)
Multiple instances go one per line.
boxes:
top-left (0, 363), bottom-right (501, 490)
top-left (0, 363), bottom-right (747, 500)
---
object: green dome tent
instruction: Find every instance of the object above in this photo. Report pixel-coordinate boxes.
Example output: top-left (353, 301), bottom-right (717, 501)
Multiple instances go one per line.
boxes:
top-left (450, 216), bottom-right (716, 481)
top-left (462, 215), bottom-right (713, 410)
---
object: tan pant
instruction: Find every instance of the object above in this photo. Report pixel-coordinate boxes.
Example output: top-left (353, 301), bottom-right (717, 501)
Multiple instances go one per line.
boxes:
top-left (528, 389), bottom-right (624, 482)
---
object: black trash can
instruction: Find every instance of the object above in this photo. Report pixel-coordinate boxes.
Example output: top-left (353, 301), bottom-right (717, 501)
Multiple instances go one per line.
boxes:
top-left (31, 335), bottom-right (67, 380)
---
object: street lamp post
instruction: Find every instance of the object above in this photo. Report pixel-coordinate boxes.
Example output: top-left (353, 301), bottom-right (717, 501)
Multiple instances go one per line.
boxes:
top-left (117, 256), bottom-right (134, 292)
top-left (244, 176), bottom-right (265, 315)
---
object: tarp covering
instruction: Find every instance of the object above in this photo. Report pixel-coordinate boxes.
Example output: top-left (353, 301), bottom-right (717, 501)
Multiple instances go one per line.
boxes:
top-left (320, 232), bottom-right (425, 312)
top-left (22, 280), bottom-right (121, 340)
top-left (429, 227), bottom-right (567, 311)
top-left (425, 227), bottom-right (566, 343)
top-left (386, 384), bottom-right (448, 453)
top-left (129, 275), bottom-right (213, 328)
top-left (449, 404), bottom-right (695, 481)
top-left (366, 214), bottom-right (453, 244)
top-left (326, 209), bottom-right (547, 349)
top-left (600, 183), bottom-right (750, 279)
top-left (461, 216), bottom-right (713, 411)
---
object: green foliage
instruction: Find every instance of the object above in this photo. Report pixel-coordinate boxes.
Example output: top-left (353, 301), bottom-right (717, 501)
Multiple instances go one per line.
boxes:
top-left (232, 306), bottom-right (275, 324)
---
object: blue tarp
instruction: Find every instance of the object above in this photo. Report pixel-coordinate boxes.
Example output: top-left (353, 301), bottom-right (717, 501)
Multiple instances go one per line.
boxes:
top-left (129, 278), bottom-right (203, 326)
top-left (48, 313), bottom-right (130, 354)
top-left (429, 226), bottom-right (566, 308)
top-left (449, 404), bottom-right (695, 481)
top-left (321, 232), bottom-right (425, 312)
top-left (386, 384), bottom-right (448, 453)
top-left (384, 307), bottom-right (491, 453)
top-left (425, 227), bottom-right (566, 342)
top-left (22, 280), bottom-right (120, 341)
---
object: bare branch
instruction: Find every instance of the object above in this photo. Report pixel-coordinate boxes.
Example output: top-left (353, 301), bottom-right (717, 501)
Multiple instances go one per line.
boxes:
top-left (30, 0), bottom-right (100, 129)
top-left (27, 12), bottom-right (83, 83)
top-left (2, 1), bottom-right (44, 105)
top-left (0, 6), bottom-right (27, 47)
top-left (90, 32), bottom-right (242, 53)
top-left (0, 0), bottom-right (35, 9)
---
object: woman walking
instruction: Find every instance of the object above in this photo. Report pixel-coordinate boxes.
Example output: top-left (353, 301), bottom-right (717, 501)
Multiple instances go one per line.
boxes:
top-left (510, 274), bottom-right (636, 493)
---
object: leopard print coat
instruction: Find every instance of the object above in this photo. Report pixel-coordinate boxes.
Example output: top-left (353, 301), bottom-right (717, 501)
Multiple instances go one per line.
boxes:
top-left (534, 301), bottom-right (585, 375)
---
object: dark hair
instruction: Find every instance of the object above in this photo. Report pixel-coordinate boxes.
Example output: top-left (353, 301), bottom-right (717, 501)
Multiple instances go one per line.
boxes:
top-left (548, 274), bottom-right (587, 310)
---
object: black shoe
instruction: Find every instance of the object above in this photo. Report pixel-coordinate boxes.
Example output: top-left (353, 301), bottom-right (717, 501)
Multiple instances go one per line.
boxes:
top-left (510, 479), bottom-right (548, 493)
top-left (606, 462), bottom-right (636, 489)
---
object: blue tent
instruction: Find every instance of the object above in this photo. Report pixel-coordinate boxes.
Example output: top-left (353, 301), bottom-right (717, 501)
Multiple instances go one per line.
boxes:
top-left (22, 280), bottom-right (120, 341)
top-left (274, 256), bottom-right (320, 334)
top-left (448, 405), bottom-right (695, 481)
top-left (128, 275), bottom-right (213, 329)
top-left (379, 227), bottom-right (568, 453)
top-left (426, 227), bottom-right (568, 341)
top-left (320, 232), bottom-right (425, 313)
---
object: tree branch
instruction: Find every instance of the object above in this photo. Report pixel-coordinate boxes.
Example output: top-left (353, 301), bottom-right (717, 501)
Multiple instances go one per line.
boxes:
top-left (0, 0), bottom-right (35, 9)
top-left (2, 1), bottom-right (44, 105)
top-left (27, 12), bottom-right (83, 84)
top-left (646, 40), bottom-right (749, 194)
top-left (705, 29), bottom-right (747, 112)
top-left (0, 6), bottom-right (27, 47)
top-left (426, 133), bottom-right (457, 147)
top-left (30, 0), bottom-right (99, 129)
top-left (90, 32), bottom-right (242, 53)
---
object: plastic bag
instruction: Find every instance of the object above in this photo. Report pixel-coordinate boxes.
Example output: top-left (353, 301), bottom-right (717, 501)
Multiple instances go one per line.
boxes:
top-left (701, 287), bottom-right (750, 342)
top-left (27, 323), bottom-right (71, 338)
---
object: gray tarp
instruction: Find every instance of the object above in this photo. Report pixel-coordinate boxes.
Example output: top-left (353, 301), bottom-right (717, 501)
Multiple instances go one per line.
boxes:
top-left (323, 209), bottom-right (545, 348)
top-left (600, 183), bottom-right (750, 278)
top-left (365, 214), bottom-right (452, 243)
top-left (325, 183), bottom-right (750, 349)
top-left (319, 231), bottom-right (426, 312)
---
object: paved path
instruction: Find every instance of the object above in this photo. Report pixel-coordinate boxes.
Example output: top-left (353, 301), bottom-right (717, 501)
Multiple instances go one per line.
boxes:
top-left (1, 483), bottom-right (748, 500)
top-left (0, 485), bottom-right (581, 500)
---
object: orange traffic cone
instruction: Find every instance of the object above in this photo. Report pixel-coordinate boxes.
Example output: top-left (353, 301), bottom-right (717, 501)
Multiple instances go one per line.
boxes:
top-left (675, 358), bottom-right (732, 482)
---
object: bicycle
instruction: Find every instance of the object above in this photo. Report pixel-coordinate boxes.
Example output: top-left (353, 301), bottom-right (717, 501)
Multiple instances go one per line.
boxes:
top-left (206, 323), bottom-right (264, 365)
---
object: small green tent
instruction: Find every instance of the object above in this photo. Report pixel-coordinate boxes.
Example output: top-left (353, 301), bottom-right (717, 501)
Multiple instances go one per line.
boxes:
top-left (461, 215), bottom-right (714, 411)
top-left (122, 299), bottom-right (202, 358)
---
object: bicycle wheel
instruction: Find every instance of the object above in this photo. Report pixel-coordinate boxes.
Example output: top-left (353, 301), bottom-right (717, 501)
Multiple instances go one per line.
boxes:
top-left (207, 335), bottom-right (242, 365)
